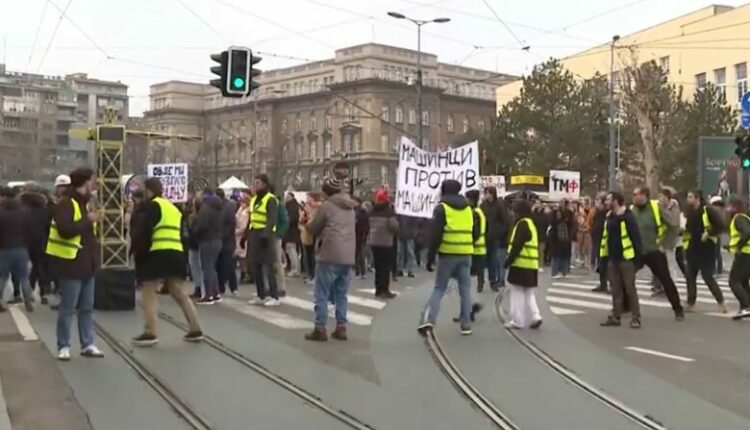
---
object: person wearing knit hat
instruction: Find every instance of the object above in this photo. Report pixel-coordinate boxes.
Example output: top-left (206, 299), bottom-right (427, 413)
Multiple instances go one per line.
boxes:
top-left (322, 177), bottom-right (343, 196)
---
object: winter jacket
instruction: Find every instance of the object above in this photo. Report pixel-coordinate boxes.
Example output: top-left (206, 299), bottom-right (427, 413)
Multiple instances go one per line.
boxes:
top-left (531, 208), bottom-right (550, 245)
top-left (605, 209), bottom-right (643, 263)
top-left (481, 199), bottom-right (511, 246)
top-left (220, 198), bottom-right (237, 251)
top-left (427, 194), bottom-right (481, 264)
top-left (0, 198), bottom-right (32, 250)
top-left (632, 201), bottom-right (678, 255)
top-left (685, 204), bottom-right (725, 258)
top-left (47, 191), bottom-right (100, 279)
top-left (590, 207), bottom-right (608, 247)
top-left (191, 195), bottom-right (224, 243)
top-left (548, 209), bottom-right (575, 258)
top-left (284, 199), bottom-right (301, 245)
top-left (306, 193), bottom-right (356, 266)
top-left (396, 215), bottom-right (418, 240)
top-left (235, 205), bottom-right (250, 258)
top-left (369, 202), bottom-right (399, 247)
top-left (505, 218), bottom-right (538, 288)
top-left (355, 207), bottom-right (369, 247)
top-left (660, 199), bottom-right (682, 251)
top-left (132, 198), bottom-right (186, 281)
top-left (19, 191), bottom-right (50, 259)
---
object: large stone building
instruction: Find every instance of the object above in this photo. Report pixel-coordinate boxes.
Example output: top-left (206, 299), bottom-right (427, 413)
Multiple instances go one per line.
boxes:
top-left (145, 43), bottom-right (515, 192)
top-left (497, 4), bottom-right (750, 108)
top-left (0, 65), bottom-right (128, 185)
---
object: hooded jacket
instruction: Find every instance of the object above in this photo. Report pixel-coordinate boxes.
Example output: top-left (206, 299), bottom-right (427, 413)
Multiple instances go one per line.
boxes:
top-left (480, 197), bottom-right (511, 246)
top-left (427, 194), bottom-right (481, 263)
top-left (191, 195), bottom-right (224, 243)
top-left (306, 192), bottom-right (356, 266)
top-left (368, 202), bottom-right (399, 247)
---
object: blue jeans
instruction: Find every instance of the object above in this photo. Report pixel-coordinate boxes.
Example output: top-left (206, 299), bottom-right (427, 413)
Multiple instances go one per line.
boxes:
top-left (188, 249), bottom-right (203, 294)
top-left (421, 255), bottom-right (472, 326)
top-left (313, 263), bottom-right (352, 327)
top-left (56, 277), bottom-right (95, 350)
top-left (552, 256), bottom-right (571, 277)
top-left (199, 240), bottom-right (222, 297)
top-left (397, 238), bottom-right (415, 272)
top-left (0, 248), bottom-right (33, 303)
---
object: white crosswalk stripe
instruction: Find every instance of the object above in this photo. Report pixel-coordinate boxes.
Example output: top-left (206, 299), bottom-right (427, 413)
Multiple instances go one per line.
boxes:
top-left (578, 280), bottom-right (736, 304)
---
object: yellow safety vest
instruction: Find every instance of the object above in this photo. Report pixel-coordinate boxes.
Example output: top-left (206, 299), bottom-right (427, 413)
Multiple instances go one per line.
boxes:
top-left (249, 193), bottom-right (277, 232)
top-left (150, 197), bottom-right (184, 252)
top-left (631, 200), bottom-right (666, 245)
top-left (473, 207), bottom-right (487, 256)
top-left (508, 217), bottom-right (539, 270)
top-left (682, 206), bottom-right (717, 250)
top-left (728, 213), bottom-right (750, 255)
top-left (600, 216), bottom-right (635, 260)
top-left (46, 198), bottom-right (83, 260)
top-left (438, 203), bottom-right (474, 255)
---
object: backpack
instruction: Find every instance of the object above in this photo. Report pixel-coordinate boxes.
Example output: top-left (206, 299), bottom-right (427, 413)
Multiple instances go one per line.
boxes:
top-left (276, 199), bottom-right (290, 238)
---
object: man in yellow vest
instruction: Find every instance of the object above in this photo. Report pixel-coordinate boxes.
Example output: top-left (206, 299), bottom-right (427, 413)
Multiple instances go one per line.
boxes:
top-left (418, 180), bottom-right (480, 336)
top-left (247, 174), bottom-right (281, 307)
top-left (47, 167), bottom-right (103, 361)
top-left (600, 191), bottom-right (643, 328)
top-left (684, 190), bottom-right (726, 313)
top-left (131, 178), bottom-right (203, 347)
top-left (725, 196), bottom-right (750, 320)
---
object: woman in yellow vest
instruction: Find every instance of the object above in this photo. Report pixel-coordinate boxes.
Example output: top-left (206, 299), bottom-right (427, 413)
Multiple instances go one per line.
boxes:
top-left (130, 178), bottom-right (203, 346)
top-left (503, 199), bottom-right (542, 329)
top-left (724, 196), bottom-right (750, 320)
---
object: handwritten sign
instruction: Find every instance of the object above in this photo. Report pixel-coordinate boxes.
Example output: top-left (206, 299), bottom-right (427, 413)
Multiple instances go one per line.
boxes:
top-left (147, 163), bottom-right (188, 203)
top-left (395, 137), bottom-right (479, 219)
top-left (549, 170), bottom-right (581, 200)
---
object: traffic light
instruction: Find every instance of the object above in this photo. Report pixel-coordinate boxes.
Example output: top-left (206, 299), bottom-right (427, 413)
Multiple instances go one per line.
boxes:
top-left (209, 47), bottom-right (262, 98)
top-left (735, 135), bottom-right (750, 169)
top-left (249, 52), bottom-right (262, 95)
top-left (209, 50), bottom-right (229, 96)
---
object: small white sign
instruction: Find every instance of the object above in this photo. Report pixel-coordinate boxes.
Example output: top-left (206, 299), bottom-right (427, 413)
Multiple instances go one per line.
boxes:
top-left (549, 170), bottom-right (581, 200)
top-left (147, 163), bottom-right (188, 203)
top-left (480, 175), bottom-right (506, 194)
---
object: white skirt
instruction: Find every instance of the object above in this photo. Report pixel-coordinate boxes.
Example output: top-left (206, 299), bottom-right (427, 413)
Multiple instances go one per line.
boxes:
top-left (506, 284), bottom-right (541, 328)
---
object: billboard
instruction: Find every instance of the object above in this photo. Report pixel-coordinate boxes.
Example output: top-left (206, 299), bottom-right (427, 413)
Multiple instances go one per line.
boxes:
top-left (698, 136), bottom-right (739, 199)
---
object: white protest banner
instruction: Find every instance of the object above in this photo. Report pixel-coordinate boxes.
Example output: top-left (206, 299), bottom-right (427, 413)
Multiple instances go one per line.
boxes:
top-left (147, 163), bottom-right (188, 203)
top-left (480, 175), bottom-right (506, 194)
top-left (549, 170), bottom-right (581, 200)
top-left (396, 137), bottom-right (480, 218)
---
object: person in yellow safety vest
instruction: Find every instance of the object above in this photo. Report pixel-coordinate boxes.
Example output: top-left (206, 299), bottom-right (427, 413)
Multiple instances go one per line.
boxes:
top-left (451, 190), bottom-right (486, 324)
top-left (599, 191), bottom-right (644, 328)
top-left (725, 196), bottom-right (750, 320)
top-left (631, 186), bottom-right (685, 320)
top-left (130, 178), bottom-right (203, 347)
top-left (246, 174), bottom-right (281, 307)
top-left (502, 199), bottom-right (543, 329)
top-left (684, 190), bottom-right (727, 313)
top-left (418, 180), bottom-right (480, 336)
top-left (46, 167), bottom-right (104, 361)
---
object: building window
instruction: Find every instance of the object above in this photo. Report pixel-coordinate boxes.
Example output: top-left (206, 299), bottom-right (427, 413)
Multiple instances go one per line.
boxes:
top-left (296, 114), bottom-right (302, 132)
top-left (281, 119), bottom-right (288, 134)
top-left (343, 134), bottom-right (352, 153)
top-left (310, 112), bottom-right (317, 131)
top-left (478, 120), bottom-right (485, 132)
top-left (714, 68), bottom-right (726, 100)
top-left (381, 134), bottom-right (389, 152)
top-left (381, 165), bottom-right (389, 186)
top-left (408, 109), bottom-right (417, 125)
top-left (422, 138), bottom-right (428, 149)
top-left (381, 106), bottom-right (390, 122)
top-left (395, 106), bottom-right (403, 124)
top-left (736, 62), bottom-right (748, 103)
top-left (447, 116), bottom-right (455, 133)
top-left (297, 143), bottom-right (302, 160)
top-left (324, 137), bottom-right (331, 158)
top-left (310, 139), bottom-right (317, 159)
top-left (695, 73), bottom-right (707, 91)
top-left (659, 56), bottom-right (670, 74)
top-left (352, 133), bottom-right (360, 152)
top-left (422, 110), bottom-right (429, 126)
top-left (462, 118), bottom-right (470, 134)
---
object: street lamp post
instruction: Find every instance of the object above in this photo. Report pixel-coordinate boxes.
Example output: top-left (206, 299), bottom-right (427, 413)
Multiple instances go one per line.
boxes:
top-left (388, 12), bottom-right (450, 149)
top-left (608, 34), bottom-right (620, 191)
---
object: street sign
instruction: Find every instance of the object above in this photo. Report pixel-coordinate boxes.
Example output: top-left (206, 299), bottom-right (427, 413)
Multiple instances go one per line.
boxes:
top-left (333, 161), bottom-right (351, 179)
top-left (741, 114), bottom-right (750, 129)
top-left (742, 92), bottom-right (750, 114)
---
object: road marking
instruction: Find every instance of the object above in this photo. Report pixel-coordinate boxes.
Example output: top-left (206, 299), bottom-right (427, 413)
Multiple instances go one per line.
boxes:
top-left (282, 296), bottom-right (373, 326)
top-left (546, 296), bottom-right (612, 310)
top-left (549, 306), bottom-right (585, 315)
top-left (304, 291), bottom-right (385, 310)
top-left (575, 280), bottom-right (735, 303)
top-left (8, 306), bottom-right (38, 341)
top-left (548, 286), bottom-right (671, 308)
top-left (624, 346), bottom-right (695, 363)
top-left (220, 299), bottom-right (310, 329)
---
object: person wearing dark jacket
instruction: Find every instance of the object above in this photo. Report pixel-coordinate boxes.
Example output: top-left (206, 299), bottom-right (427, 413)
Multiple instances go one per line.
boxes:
top-left (684, 190), bottom-right (727, 312)
top-left (503, 199), bottom-right (542, 329)
top-left (418, 180), bottom-right (480, 336)
top-left (19, 190), bottom-right (52, 304)
top-left (47, 167), bottom-right (104, 361)
top-left (130, 178), bottom-right (203, 346)
top-left (191, 188), bottom-right (225, 304)
top-left (284, 193), bottom-right (302, 277)
top-left (354, 199), bottom-right (369, 279)
top-left (481, 186), bottom-right (510, 290)
top-left (531, 202), bottom-right (550, 267)
top-left (246, 174), bottom-right (280, 306)
top-left (600, 191), bottom-right (643, 329)
top-left (726, 196), bottom-right (750, 320)
top-left (396, 214), bottom-right (418, 278)
top-left (466, 190), bottom-right (488, 292)
top-left (549, 202), bottom-right (575, 279)
top-left (215, 188), bottom-right (238, 295)
top-left (0, 187), bottom-right (34, 312)
top-left (185, 199), bottom-right (204, 298)
top-left (368, 190), bottom-right (399, 299)
top-left (590, 196), bottom-right (610, 293)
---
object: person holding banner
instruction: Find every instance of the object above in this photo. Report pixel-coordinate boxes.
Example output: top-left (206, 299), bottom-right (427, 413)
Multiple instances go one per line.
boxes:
top-left (418, 180), bottom-right (479, 336)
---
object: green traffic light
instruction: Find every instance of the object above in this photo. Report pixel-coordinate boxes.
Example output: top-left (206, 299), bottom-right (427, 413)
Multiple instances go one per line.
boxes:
top-left (744, 158), bottom-right (750, 168)
top-left (232, 77), bottom-right (245, 89)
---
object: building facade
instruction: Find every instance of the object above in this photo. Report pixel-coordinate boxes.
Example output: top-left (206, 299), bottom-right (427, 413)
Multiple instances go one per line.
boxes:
top-left (0, 65), bottom-right (128, 185)
top-left (145, 43), bottom-right (514, 192)
top-left (497, 4), bottom-right (750, 109)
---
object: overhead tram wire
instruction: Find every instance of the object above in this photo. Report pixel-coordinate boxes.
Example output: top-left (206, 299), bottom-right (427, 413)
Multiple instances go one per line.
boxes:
top-left (480, 0), bottom-right (527, 49)
top-left (37, 0), bottom-right (75, 72)
top-left (558, 0), bottom-right (650, 32)
top-left (175, 0), bottom-right (230, 44)
top-left (27, 1), bottom-right (49, 70)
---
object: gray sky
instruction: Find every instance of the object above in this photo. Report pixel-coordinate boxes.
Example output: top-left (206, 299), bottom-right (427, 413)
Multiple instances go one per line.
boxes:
top-left (0, 0), bottom-right (745, 115)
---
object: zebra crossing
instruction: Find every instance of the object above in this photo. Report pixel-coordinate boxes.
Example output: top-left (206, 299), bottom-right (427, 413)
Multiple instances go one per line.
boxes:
top-left (546, 275), bottom-right (745, 319)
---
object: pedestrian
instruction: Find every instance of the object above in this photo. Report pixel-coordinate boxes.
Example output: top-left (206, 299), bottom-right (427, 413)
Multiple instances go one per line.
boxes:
top-left (46, 167), bottom-right (104, 361)
top-left (368, 189), bottom-right (399, 299)
top-left (19, 188), bottom-right (52, 305)
top-left (630, 186), bottom-right (685, 320)
top-left (590, 195), bottom-right (610, 293)
top-left (418, 180), bottom-right (479, 336)
top-left (354, 198), bottom-right (370, 279)
top-left (0, 187), bottom-right (34, 312)
top-left (652, 188), bottom-right (686, 295)
top-left (235, 194), bottom-right (251, 282)
top-left (503, 199), bottom-right (542, 329)
top-left (577, 201), bottom-right (592, 268)
top-left (215, 188), bottom-right (238, 296)
top-left (284, 192), bottom-right (302, 278)
top-left (191, 188), bottom-right (224, 304)
top-left (466, 190), bottom-right (487, 292)
top-left (414, 218), bottom-right (430, 268)
top-left (481, 186), bottom-right (511, 290)
top-left (725, 196), bottom-right (750, 320)
top-left (300, 193), bottom-right (322, 284)
top-left (549, 202), bottom-right (575, 279)
top-left (246, 174), bottom-right (280, 306)
top-left (709, 196), bottom-right (727, 274)
top-left (683, 190), bottom-right (727, 313)
top-left (130, 178), bottom-right (203, 346)
top-left (600, 191), bottom-right (643, 329)
top-left (271, 186), bottom-right (288, 298)
top-left (532, 201), bottom-right (550, 269)
top-left (304, 178), bottom-right (356, 341)
top-left (185, 198), bottom-right (204, 298)
top-left (396, 214), bottom-right (418, 278)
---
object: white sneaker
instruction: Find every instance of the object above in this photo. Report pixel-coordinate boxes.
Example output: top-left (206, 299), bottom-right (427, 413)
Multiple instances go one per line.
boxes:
top-left (57, 347), bottom-right (71, 361)
top-left (248, 297), bottom-right (265, 306)
top-left (81, 345), bottom-right (104, 358)
top-left (552, 274), bottom-right (563, 280)
top-left (264, 298), bottom-right (281, 307)
top-left (504, 321), bottom-right (521, 329)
